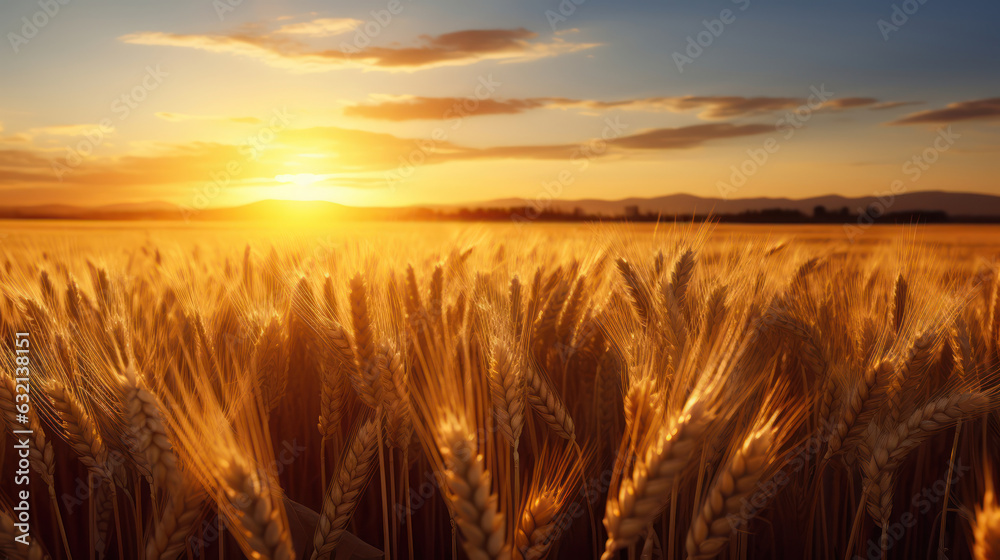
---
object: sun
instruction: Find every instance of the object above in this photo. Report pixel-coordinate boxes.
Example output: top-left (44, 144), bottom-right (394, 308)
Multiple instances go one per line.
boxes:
top-left (274, 173), bottom-right (327, 201)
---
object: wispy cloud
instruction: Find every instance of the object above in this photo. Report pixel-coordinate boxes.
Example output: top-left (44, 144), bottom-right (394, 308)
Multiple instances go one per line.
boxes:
top-left (274, 18), bottom-right (361, 37)
top-left (0, 120), bottom-right (773, 196)
top-left (819, 97), bottom-right (879, 110)
top-left (120, 24), bottom-right (599, 72)
top-left (868, 100), bottom-right (921, 111)
top-left (889, 97), bottom-right (1000, 125)
top-left (614, 123), bottom-right (772, 149)
top-left (344, 94), bottom-right (903, 121)
top-left (343, 96), bottom-right (549, 120)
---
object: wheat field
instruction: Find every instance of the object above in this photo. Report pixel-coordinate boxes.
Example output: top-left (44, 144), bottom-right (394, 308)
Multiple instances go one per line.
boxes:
top-left (1, 221), bottom-right (1000, 560)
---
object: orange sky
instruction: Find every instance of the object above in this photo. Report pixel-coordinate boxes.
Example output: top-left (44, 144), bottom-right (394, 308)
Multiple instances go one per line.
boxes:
top-left (1, 1), bottom-right (998, 209)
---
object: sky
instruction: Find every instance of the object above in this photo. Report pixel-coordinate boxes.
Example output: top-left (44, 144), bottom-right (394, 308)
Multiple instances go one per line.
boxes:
top-left (1, 0), bottom-right (998, 209)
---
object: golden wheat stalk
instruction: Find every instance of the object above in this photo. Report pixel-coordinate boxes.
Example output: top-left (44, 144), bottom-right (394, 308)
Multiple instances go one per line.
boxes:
top-left (319, 363), bottom-right (347, 440)
top-left (380, 345), bottom-right (413, 450)
top-left (487, 340), bottom-right (525, 449)
top-left (220, 458), bottom-right (295, 560)
top-left (861, 392), bottom-right (990, 527)
top-left (438, 415), bottom-right (510, 560)
top-left (145, 477), bottom-right (206, 560)
top-left (311, 418), bottom-right (378, 560)
top-left (47, 382), bottom-right (109, 479)
top-left (617, 258), bottom-right (652, 327)
top-left (253, 315), bottom-right (287, 412)
top-left (685, 425), bottom-right (774, 560)
top-left (879, 392), bottom-right (989, 471)
top-left (602, 397), bottom-right (709, 559)
top-left (122, 366), bottom-right (181, 494)
top-left (515, 493), bottom-right (558, 560)
top-left (0, 507), bottom-right (50, 560)
top-left (526, 365), bottom-right (575, 442)
top-left (825, 359), bottom-right (892, 460)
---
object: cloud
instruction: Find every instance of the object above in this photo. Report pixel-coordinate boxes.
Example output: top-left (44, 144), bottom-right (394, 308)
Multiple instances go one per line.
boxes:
top-left (614, 123), bottom-right (773, 150)
top-left (343, 96), bottom-right (549, 120)
top-left (820, 97), bottom-right (879, 110)
top-left (156, 112), bottom-right (263, 124)
top-left (0, 118), bottom-right (775, 197)
top-left (344, 94), bottom-right (903, 121)
top-left (868, 101), bottom-right (921, 111)
top-left (581, 96), bottom-right (806, 119)
top-left (275, 18), bottom-right (361, 37)
top-left (431, 122), bottom-right (774, 162)
top-left (121, 25), bottom-right (599, 72)
top-left (889, 97), bottom-right (1000, 125)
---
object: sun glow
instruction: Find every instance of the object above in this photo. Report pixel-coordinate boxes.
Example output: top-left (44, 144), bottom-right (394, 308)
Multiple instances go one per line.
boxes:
top-left (274, 173), bottom-right (330, 201)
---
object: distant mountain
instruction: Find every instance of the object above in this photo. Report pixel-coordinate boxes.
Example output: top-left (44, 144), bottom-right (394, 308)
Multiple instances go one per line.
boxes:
top-left (0, 201), bottom-right (183, 220)
top-left (2, 191), bottom-right (1000, 221)
top-left (466, 191), bottom-right (1000, 218)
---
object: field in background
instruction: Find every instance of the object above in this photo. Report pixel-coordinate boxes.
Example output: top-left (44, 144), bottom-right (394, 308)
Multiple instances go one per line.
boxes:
top-left (1, 221), bottom-right (1000, 560)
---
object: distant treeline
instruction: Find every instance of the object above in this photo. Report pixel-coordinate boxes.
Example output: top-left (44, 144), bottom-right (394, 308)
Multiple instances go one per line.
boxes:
top-left (403, 205), bottom-right (1000, 224)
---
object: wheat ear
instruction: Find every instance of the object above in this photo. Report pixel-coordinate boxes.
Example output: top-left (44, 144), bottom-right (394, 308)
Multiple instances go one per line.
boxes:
top-left (1, 508), bottom-right (50, 560)
top-left (439, 415), bottom-right (510, 560)
top-left (47, 382), bottom-right (108, 479)
top-left (123, 366), bottom-right (181, 494)
top-left (515, 493), bottom-right (559, 560)
top-left (685, 425), bottom-right (773, 560)
top-left (488, 341), bottom-right (525, 448)
top-left (861, 393), bottom-right (990, 527)
top-left (253, 315), bottom-right (287, 412)
top-left (311, 418), bottom-right (378, 559)
top-left (602, 398), bottom-right (709, 559)
top-left (321, 317), bottom-right (359, 432)
top-left (526, 366), bottom-right (575, 442)
top-left (319, 363), bottom-right (347, 440)
top-left (221, 459), bottom-right (295, 560)
top-left (825, 360), bottom-right (891, 460)
top-left (146, 478), bottom-right (206, 560)
top-left (617, 258), bottom-right (652, 327)
top-left (379, 345), bottom-right (413, 450)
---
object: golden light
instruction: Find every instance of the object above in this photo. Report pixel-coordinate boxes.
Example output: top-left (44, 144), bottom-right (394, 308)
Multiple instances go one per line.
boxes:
top-left (275, 173), bottom-right (326, 201)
